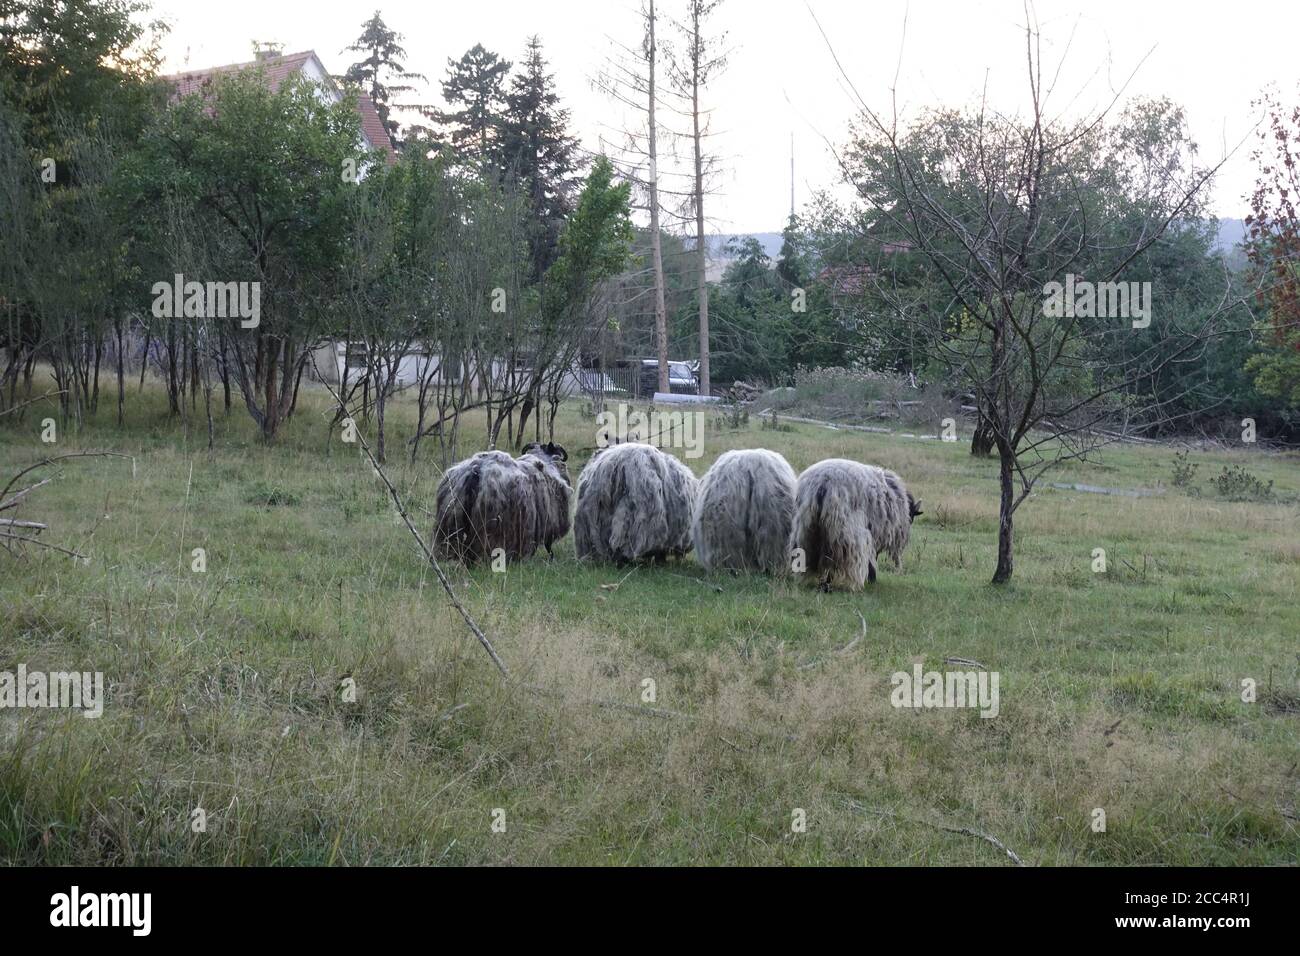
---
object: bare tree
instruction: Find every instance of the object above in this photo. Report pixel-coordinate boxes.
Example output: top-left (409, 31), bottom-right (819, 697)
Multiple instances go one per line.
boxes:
top-left (667, 0), bottom-right (729, 398)
top-left (820, 8), bottom-right (1251, 584)
top-left (594, 0), bottom-right (673, 393)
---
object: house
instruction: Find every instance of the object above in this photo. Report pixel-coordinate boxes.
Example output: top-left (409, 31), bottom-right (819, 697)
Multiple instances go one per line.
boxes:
top-left (162, 47), bottom-right (398, 166)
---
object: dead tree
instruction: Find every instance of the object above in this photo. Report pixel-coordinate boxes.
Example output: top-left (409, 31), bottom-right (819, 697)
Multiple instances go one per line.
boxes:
top-left (667, 0), bottom-right (729, 398)
top-left (594, 0), bottom-right (674, 393)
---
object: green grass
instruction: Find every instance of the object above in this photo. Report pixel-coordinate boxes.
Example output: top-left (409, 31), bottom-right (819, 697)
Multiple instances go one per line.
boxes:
top-left (1, 380), bottom-right (1297, 865)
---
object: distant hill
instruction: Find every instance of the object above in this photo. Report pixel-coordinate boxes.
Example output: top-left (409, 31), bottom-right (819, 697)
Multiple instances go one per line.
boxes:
top-left (707, 232), bottom-right (785, 260)
top-left (703, 221), bottom-right (1249, 278)
top-left (1214, 218), bottom-right (1247, 253)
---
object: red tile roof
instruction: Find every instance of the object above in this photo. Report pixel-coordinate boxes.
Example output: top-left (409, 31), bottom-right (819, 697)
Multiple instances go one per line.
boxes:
top-left (162, 50), bottom-right (398, 164)
top-left (355, 93), bottom-right (397, 165)
top-left (165, 50), bottom-right (316, 99)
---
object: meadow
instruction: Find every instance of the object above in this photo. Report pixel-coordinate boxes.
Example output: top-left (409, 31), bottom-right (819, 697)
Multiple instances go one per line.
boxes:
top-left (1, 382), bottom-right (1298, 865)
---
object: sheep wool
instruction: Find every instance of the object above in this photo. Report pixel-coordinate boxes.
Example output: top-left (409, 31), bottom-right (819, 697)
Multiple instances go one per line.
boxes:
top-left (692, 448), bottom-right (797, 574)
top-left (573, 442), bottom-right (698, 563)
top-left (433, 443), bottom-right (572, 563)
top-left (789, 458), bottom-right (921, 591)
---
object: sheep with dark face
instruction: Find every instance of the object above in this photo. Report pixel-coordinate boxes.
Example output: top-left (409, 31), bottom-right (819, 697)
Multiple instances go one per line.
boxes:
top-left (692, 448), bottom-right (797, 574)
top-left (789, 459), bottom-right (922, 591)
top-left (573, 442), bottom-right (698, 563)
top-left (433, 442), bottom-right (572, 563)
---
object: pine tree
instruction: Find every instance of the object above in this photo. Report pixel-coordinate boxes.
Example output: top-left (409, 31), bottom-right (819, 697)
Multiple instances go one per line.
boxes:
top-left (431, 44), bottom-right (511, 164)
top-left (776, 214), bottom-right (805, 289)
top-left (340, 11), bottom-right (424, 142)
top-left (500, 36), bottom-right (580, 279)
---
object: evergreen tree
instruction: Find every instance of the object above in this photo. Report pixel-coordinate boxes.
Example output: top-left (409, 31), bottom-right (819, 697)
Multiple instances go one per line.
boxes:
top-left (431, 44), bottom-right (511, 164)
top-left (501, 36), bottom-right (580, 279)
top-left (340, 11), bottom-right (424, 142)
top-left (775, 215), bottom-right (806, 289)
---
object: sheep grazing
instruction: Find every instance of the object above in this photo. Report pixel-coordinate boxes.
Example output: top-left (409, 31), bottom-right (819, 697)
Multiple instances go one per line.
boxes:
top-left (789, 459), bottom-right (922, 591)
top-left (692, 449), bottom-right (797, 574)
top-left (433, 442), bottom-right (572, 563)
top-left (573, 442), bottom-right (698, 564)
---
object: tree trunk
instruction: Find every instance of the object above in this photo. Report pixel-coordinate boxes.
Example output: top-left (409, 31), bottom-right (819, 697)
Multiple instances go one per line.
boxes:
top-left (115, 318), bottom-right (125, 426)
top-left (971, 410), bottom-right (996, 456)
top-left (138, 331), bottom-right (150, 391)
top-left (646, 0), bottom-right (669, 394)
top-left (90, 334), bottom-right (102, 414)
top-left (992, 441), bottom-right (1015, 584)
top-left (691, 33), bottom-right (710, 398)
top-left (263, 335), bottom-right (279, 440)
top-left (219, 328), bottom-right (232, 412)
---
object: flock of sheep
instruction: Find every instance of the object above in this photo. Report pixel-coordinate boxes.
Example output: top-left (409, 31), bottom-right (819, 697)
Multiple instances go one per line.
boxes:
top-left (433, 441), bottom-right (922, 591)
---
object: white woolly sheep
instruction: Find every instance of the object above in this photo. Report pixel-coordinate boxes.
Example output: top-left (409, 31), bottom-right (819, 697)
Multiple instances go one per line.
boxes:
top-left (692, 448), bottom-right (797, 574)
top-left (573, 442), bottom-right (698, 563)
top-left (789, 458), bottom-right (922, 591)
top-left (433, 442), bottom-right (572, 563)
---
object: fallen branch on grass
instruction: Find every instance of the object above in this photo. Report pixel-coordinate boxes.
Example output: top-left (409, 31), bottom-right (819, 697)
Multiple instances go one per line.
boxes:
top-left (847, 800), bottom-right (1028, 866)
top-left (1, 452), bottom-right (135, 561)
top-left (798, 612), bottom-right (867, 670)
top-left (0, 452), bottom-right (136, 505)
top-left (0, 389), bottom-right (66, 420)
top-left (0, 531), bottom-right (85, 559)
top-left (310, 355), bottom-right (511, 678)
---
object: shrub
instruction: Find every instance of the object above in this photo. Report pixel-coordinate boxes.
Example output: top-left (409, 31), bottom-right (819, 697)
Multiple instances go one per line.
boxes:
top-left (246, 482), bottom-right (303, 507)
top-left (1209, 464), bottom-right (1274, 502)
top-left (1170, 450), bottom-right (1198, 488)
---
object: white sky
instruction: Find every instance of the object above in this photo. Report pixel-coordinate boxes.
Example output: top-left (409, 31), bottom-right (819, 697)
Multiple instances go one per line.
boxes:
top-left (151, 0), bottom-right (1300, 232)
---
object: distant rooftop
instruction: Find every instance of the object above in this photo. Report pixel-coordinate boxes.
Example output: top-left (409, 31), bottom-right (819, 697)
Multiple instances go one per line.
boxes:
top-left (162, 49), bottom-right (397, 165)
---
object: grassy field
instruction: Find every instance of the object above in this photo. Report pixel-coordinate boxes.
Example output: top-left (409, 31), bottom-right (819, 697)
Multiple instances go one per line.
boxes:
top-left (2, 381), bottom-right (1298, 865)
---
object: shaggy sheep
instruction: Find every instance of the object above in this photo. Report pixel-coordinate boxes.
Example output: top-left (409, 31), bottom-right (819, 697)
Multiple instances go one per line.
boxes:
top-left (789, 459), bottom-right (922, 591)
top-left (692, 448), bottom-right (797, 574)
top-left (573, 442), bottom-right (698, 563)
top-left (433, 442), bottom-right (572, 563)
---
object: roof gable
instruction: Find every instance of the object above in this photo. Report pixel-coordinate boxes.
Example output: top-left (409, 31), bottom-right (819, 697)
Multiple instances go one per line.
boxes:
top-left (163, 50), bottom-right (398, 164)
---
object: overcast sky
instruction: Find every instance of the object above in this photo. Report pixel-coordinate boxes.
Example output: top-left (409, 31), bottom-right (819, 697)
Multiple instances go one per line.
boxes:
top-left (151, 0), bottom-right (1300, 233)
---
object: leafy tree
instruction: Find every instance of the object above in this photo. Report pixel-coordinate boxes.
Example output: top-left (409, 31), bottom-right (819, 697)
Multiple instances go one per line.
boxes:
top-left (0, 0), bottom-right (165, 154)
top-left (336, 151), bottom-right (456, 462)
top-left (1244, 86), bottom-right (1300, 429)
top-left (518, 155), bottom-right (633, 440)
top-left (0, 0), bottom-right (166, 421)
top-left (834, 24), bottom-right (1233, 583)
top-left (126, 70), bottom-right (369, 440)
top-left (340, 10), bottom-right (424, 143)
